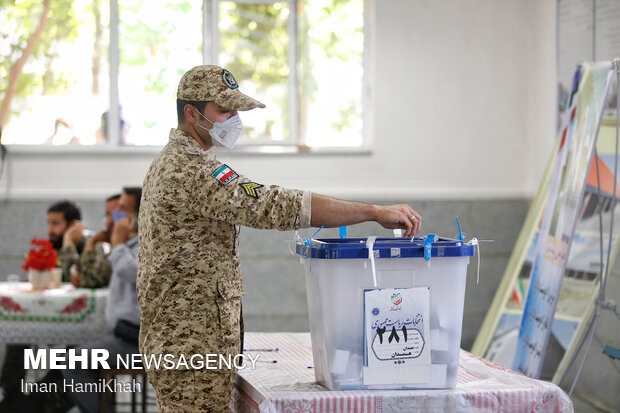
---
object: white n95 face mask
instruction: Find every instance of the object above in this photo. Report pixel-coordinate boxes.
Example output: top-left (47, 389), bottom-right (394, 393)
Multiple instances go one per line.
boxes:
top-left (195, 111), bottom-right (244, 149)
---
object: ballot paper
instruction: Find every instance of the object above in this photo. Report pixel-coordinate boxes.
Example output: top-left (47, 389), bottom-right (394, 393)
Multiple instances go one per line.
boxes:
top-left (363, 287), bottom-right (431, 370)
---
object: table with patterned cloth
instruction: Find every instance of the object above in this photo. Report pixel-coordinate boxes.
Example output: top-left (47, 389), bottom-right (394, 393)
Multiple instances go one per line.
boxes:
top-left (232, 333), bottom-right (574, 413)
top-left (0, 282), bottom-right (108, 345)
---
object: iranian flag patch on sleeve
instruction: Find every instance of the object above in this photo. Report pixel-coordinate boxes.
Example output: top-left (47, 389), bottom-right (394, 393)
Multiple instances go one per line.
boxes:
top-left (211, 164), bottom-right (239, 185)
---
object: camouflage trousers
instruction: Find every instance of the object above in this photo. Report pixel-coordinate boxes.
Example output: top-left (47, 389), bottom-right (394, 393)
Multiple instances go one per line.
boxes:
top-left (148, 369), bottom-right (234, 413)
top-left (147, 305), bottom-right (244, 412)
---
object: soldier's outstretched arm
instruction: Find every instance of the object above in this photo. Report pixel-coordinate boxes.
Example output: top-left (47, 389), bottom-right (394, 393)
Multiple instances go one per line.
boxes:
top-left (310, 193), bottom-right (422, 237)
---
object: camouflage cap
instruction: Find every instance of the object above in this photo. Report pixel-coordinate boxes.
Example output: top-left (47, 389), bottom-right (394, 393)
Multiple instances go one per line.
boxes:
top-left (177, 65), bottom-right (266, 111)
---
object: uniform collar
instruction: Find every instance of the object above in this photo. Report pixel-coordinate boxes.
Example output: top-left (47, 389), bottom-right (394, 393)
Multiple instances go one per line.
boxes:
top-left (168, 128), bottom-right (216, 160)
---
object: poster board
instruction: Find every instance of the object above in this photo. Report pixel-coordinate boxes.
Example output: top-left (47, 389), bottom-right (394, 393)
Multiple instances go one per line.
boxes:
top-left (472, 62), bottom-right (618, 382)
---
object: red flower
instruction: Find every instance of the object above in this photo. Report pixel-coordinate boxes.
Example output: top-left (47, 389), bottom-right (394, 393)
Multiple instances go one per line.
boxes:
top-left (21, 238), bottom-right (58, 272)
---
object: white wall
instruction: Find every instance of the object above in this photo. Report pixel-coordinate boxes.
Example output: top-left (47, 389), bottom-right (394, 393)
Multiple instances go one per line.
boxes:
top-left (0, 0), bottom-right (557, 201)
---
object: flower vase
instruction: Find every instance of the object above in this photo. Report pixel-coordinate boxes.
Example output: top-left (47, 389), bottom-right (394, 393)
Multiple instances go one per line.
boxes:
top-left (28, 269), bottom-right (53, 290)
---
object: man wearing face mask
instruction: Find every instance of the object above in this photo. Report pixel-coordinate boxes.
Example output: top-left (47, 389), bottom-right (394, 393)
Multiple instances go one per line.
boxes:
top-left (138, 65), bottom-right (422, 412)
top-left (62, 186), bottom-right (141, 413)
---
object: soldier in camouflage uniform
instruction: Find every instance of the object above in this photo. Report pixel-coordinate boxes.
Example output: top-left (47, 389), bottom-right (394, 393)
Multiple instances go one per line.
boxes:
top-left (48, 197), bottom-right (118, 288)
top-left (138, 65), bottom-right (422, 412)
top-left (60, 194), bottom-right (121, 288)
top-left (67, 242), bottom-right (112, 287)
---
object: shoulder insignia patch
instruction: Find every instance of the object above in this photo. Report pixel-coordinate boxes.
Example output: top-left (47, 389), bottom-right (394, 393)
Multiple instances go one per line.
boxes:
top-left (211, 164), bottom-right (238, 185)
top-left (239, 182), bottom-right (264, 199)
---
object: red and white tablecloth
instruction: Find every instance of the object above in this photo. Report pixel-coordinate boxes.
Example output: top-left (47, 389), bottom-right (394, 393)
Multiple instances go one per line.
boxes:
top-left (232, 333), bottom-right (573, 413)
top-left (0, 282), bottom-right (108, 345)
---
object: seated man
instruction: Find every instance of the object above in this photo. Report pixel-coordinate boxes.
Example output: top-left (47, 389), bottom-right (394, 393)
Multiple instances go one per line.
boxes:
top-left (1, 200), bottom-right (93, 411)
top-left (47, 199), bottom-right (88, 282)
top-left (70, 194), bottom-right (120, 288)
top-left (47, 199), bottom-right (84, 252)
top-left (62, 186), bottom-right (142, 413)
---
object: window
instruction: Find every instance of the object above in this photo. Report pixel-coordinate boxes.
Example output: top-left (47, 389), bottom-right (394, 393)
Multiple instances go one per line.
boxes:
top-left (0, 0), bottom-right (111, 145)
top-left (0, 0), bottom-right (367, 148)
top-left (118, 0), bottom-right (203, 145)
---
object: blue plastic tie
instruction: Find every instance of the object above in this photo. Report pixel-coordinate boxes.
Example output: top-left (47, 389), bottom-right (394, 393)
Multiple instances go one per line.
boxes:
top-left (339, 226), bottom-right (348, 238)
top-left (301, 226), bottom-right (324, 259)
top-left (603, 345), bottom-right (620, 360)
top-left (424, 234), bottom-right (437, 261)
top-left (455, 216), bottom-right (466, 241)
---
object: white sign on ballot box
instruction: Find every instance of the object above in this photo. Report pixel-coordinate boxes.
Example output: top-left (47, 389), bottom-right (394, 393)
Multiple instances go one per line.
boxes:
top-left (363, 287), bottom-right (431, 385)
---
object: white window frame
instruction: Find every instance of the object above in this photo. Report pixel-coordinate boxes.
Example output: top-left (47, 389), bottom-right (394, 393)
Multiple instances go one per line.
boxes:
top-left (6, 0), bottom-right (374, 155)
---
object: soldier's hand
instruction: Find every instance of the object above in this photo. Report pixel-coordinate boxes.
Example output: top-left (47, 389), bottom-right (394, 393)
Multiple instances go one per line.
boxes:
top-left (375, 204), bottom-right (421, 238)
top-left (63, 221), bottom-right (85, 248)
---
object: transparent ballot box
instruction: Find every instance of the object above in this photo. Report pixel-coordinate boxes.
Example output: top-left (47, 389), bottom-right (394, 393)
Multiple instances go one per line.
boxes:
top-left (297, 236), bottom-right (475, 390)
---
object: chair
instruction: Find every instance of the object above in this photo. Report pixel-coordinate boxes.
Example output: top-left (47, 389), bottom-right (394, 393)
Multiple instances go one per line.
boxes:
top-left (99, 367), bottom-right (155, 413)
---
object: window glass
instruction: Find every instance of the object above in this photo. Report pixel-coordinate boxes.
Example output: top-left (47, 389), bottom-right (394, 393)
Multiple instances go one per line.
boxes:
top-left (215, 0), bottom-right (364, 147)
top-left (1, 0), bottom-right (365, 148)
top-left (217, 1), bottom-right (291, 144)
top-left (299, 0), bottom-right (364, 147)
top-left (118, 0), bottom-right (202, 145)
top-left (1, 0), bottom-right (110, 145)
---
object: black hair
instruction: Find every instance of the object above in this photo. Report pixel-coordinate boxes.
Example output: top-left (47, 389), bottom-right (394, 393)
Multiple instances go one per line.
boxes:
top-left (47, 200), bottom-right (81, 223)
top-left (176, 99), bottom-right (208, 124)
top-left (106, 194), bottom-right (121, 203)
top-left (122, 186), bottom-right (142, 214)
